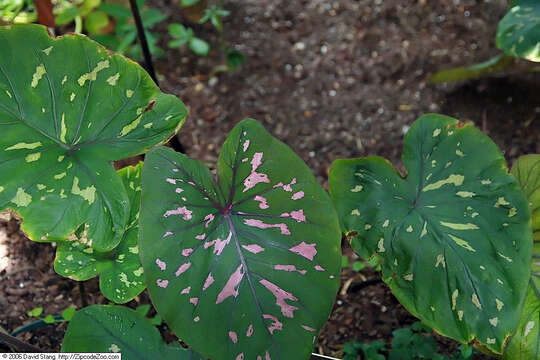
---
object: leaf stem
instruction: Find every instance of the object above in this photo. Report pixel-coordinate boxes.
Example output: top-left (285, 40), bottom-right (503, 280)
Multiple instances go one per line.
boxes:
top-left (128, 0), bottom-right (158, 85)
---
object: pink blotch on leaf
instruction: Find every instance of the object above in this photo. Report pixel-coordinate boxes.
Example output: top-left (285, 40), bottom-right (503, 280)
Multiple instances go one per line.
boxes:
top-left (283, 178), bottom-right (297, 192)
top-left (292, 191), bottom-right (304, 200)
top-left (203, 273), bottom-right (215, 291)
top-left (162, 231), bottom-right (173, 238)
top-left (236, 354), bottom-right (244, 360)
top-left (242, 158), bottom-right (248, 163)
top-left (263, 314), bottom-right (283, 334)
top-left (274, 264), bottom-right (306, 275)
top-left (301, 325), bottom-right (316, 332)
top-left (175, 188), bottom-right (184, 193)
top-left (188, 181), bottom-right (195, 186)
top-left (214, 231), bottom-right (232, 256)
top-left (242, 244), bottom-right (265, 254)
top-left (172, 168), bottom-right (179, 172)
top-left (195, 233), bottom-right (206, 240)
top-left (229, 331), bottom-right (238, 344)
top-left (244, 219), bottom-right (290, 235)
top-left (166, 178), bottom-right (176, 184)
top-left (290, 209), bottom-right (306, 222)
top-left (289, 242), bottom-right (317, 261)
top-left (181, 286), bottom-right (191, 294)
top-left (216, 264), bottom-right (244, 304)
top-left (266, 351), bottom-right (271, 360)
top-left (175, 262), bottom-right (191, 276)
top-left (190, 297), bottom-right (198, 305)
top-left (156, 279), bottom-right (168, 288)
top-left (204, 213), bottom-right (215, 228)
top-left (246, 324), bottom-right (254, 337)
top-left (155, 258), bottom-right (166, 271)
top-left (259, 279), bottom-right (298, 318)
top-left (314, 265), bottom-right (325, 271)
top-left (243, 152), bottom-right (270, 192)
top-left (164, 206), bottom-right (192, 220)
top-left (194, 316), bottom-right (200, 322)
top-left (181, 248), bottom-right (193, 257)
top-left (204, 239), bottom-right (216, 249)
top-left (243, 139), bottom-right (250, 152)
top-left (254, 195), bottom-right (269, 209)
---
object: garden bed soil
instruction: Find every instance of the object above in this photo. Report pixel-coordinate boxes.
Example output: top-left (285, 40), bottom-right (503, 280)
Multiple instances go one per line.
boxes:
top-left (1, 0), bottom-right (539, 358)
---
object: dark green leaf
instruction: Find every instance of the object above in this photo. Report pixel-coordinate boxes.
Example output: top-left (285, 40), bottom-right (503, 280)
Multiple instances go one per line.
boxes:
top-left (496, 3), bottom-right (540, 62)
top-left (139, 119), bottom-right (341, 359)
top-left (0, 25), bottom-right (186, 251)
top-left (135, 304), bottom-right (151, 317)
top-left (62, 305), bottom-right (203, 359)
top-left (141, 8), bottom-right (167, 28)
top-left (226, 49), bottom-right (246, 69)
top-left (180, 0), bottom-right (201, 7)
top-left (329, 114), bottom-right (533, 354)
top-left (98, 3), bottom-right (131, 19)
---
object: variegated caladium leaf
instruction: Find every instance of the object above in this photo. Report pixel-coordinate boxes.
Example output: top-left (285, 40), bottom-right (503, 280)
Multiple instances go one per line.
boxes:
top-left (496, 0), bottom-right (540, 62)
top-left (54, 163), bottom-right (145, 304)
top-left (504, 154), bottom-right (539, 359)
top-left (329, 114), bottom-right (532, 354)
top-left (139, 119), bottom-right (341, 360)
top-left (62, 305), bottom-right (203, 359)
top-left (0, 24), bottom-right (186, 251)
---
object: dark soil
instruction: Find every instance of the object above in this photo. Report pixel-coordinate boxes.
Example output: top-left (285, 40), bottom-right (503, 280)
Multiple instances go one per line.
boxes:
top-left (1, 0), bottom-right (538, 358)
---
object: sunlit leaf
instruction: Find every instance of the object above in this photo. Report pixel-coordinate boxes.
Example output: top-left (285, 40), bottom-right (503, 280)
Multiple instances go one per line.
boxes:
top-left (54, 164), bottom-right (146, 304)
top-left (0, 24), bottom-right (186, 251)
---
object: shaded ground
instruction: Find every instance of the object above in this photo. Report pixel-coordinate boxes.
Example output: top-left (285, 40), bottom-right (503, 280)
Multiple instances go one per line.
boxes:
top-left (1, 0), bottom-right (538, 358)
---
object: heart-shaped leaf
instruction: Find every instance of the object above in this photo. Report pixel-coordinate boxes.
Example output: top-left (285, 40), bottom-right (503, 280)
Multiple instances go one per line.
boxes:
top-left (54, 163), bottom-right (145, 304)
top-left (139, 119), bottom-right (341, 360)
top-left (0, 24), bottom-right (186, 251)
top-left (496, 0), bottom-right (540, 62)
top-left (62, 305), bottom-right (203, 359)
top-left (504, 154), bottom-right (539, 359)
top-left (329, 114), bottom-right (532, 354)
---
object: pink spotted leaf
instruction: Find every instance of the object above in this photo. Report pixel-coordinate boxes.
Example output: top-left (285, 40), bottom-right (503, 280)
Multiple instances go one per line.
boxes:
top-left (139, 119), bottom-right (341, 360)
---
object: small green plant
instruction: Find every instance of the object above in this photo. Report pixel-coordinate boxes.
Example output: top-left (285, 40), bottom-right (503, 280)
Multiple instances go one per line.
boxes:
top-left (171, 0), bottom-right (245, 71)
top-left (27, 306), bottom-right (76, 324)
top-left (168, 23), bottom-right (210, 56)
top-left (343, 322), bottom-right (475, 360)
top-left (430, 0), bottom-right (539, 83)
top-left (93, 0), bottom-right (167, 60)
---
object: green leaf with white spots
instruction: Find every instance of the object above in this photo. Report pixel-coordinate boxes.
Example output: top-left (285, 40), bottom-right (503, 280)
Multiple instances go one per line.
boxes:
top-left (504, 154), bottom-right (539, 359)
top-left (54, 163), bottom-right (145, 304)
top-left (496, 1), bottom-right (540, 62)
top-left (329, 114), bottom-right (533, 354)
top-left (0, 24), bottom-right (187, 251)
top-left (139, 119), bottom-right (341, 360)
top-left (511, 154), bottom-right (540, 242)
top-left (62, 305), bottom-right (203, 360)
